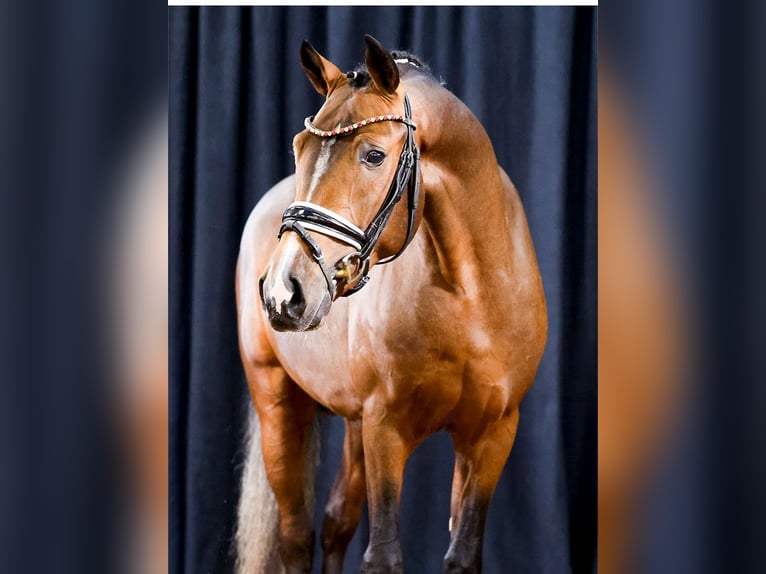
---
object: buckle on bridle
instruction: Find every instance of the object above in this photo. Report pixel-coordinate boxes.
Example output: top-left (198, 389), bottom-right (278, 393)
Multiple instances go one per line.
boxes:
top-left (334, 252), bottom-right (369, 291)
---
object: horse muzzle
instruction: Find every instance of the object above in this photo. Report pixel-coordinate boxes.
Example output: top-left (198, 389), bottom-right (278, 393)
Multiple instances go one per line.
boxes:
top-left (258, 272), bottom-right (331, 332)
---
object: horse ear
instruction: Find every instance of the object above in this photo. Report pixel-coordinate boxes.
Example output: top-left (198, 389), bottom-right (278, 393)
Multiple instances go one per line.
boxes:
top-left (299, 40), bottom-right (343, 97)
top-left (363, 35), bottom-right (399, 95)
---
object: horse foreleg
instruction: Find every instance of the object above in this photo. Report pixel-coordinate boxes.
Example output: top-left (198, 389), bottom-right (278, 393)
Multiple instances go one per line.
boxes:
top-left (445, 409), bottom-right (520, 574)
top-left (449, 457), bottom-right (467, 542)
top-left (321, 418), bottom-right (366, 574)
top-left (248, 364), bottom-right (317, 574)
top-left (360, 411), bottom-right (414, 574)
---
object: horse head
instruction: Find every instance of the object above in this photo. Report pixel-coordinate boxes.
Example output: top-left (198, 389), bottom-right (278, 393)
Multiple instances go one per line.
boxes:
top-left (260, 36), bottom-right (423, 331)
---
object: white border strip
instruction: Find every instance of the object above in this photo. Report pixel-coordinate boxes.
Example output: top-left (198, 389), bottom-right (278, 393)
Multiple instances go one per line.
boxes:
top-left (170, 2), bottom-right (597, 6)
top-left (296, 222), bottom-right (364, 251)
top-left (289, 201), bottom-right (366, 238)
top-left (285, 201), bottom-right (365, 250)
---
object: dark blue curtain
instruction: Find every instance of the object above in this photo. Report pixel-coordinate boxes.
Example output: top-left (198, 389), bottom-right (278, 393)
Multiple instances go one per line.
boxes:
top-left (170, 7), bottom-right (596, 574)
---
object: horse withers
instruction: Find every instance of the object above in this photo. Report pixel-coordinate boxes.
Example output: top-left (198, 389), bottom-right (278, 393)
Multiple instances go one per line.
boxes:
top-left (236, 36), bottom-right (547, 574)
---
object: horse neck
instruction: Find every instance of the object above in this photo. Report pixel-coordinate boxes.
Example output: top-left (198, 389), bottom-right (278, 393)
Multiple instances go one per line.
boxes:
top-left (411, 82), bottom-right (513, 294)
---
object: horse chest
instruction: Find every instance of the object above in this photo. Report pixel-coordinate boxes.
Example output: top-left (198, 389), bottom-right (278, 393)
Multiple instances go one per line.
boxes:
top-left (274, 296), bottom-right (455, 414)
top-left (269, 260), bottom-right (516, 423)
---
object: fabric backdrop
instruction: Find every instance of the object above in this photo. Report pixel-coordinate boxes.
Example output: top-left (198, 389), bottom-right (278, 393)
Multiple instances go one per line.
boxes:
top-left (170, 6), bottom-right (596, 574)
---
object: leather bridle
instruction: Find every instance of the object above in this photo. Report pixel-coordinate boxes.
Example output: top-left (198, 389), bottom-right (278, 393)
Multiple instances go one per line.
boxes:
top-left (278, 93), bottom-right (421, 299)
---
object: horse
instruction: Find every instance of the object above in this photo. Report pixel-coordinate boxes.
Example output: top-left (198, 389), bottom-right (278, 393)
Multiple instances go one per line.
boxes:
top-left (236, 36), bottom-right (547, 574)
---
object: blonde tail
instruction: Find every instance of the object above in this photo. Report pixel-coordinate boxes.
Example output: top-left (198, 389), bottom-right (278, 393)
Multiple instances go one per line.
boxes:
top-left (235, 406), bottom-right (319, 574)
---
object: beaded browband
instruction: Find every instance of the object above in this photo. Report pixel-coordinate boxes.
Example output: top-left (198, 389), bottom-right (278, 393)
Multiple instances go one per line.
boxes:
top-left (304, 113), bottom-right (415, 139)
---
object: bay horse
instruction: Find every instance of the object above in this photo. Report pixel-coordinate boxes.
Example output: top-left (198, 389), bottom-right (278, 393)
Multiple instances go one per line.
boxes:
top-left (236, 36), bottom-right (547, 574)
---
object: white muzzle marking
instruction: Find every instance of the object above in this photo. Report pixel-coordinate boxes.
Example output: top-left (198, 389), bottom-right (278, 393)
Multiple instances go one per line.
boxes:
top-left (271, 241), bottom-right (299, 308)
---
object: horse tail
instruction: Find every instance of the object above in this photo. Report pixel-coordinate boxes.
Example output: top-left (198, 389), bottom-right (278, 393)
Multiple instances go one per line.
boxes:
top-left (235, 405), bottom-right (320, 574)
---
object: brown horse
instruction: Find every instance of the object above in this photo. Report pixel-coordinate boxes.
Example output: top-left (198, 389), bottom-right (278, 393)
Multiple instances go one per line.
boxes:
top-left (236, 36), bottom-right (547, 574)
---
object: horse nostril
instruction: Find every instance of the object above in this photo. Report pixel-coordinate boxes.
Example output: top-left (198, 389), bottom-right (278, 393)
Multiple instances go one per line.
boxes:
top-left (258, 276), bottom-right (267, 306)
top-left (282, 276), bottom-right (306, 317)
top-left (289, 277), bottom-right (305, 306)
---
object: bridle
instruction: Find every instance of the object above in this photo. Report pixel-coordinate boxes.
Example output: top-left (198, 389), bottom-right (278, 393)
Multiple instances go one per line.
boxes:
top-left (278, 92), bottom-right (421, 299)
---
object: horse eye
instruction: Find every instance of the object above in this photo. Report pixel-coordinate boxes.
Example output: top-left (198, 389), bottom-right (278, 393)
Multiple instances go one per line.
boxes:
top-left (364, 150), bottom-right (386, 166)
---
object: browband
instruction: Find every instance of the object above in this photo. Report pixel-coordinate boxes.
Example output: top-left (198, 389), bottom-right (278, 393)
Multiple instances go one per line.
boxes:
top-left (304, 113), bottom-right (416, 139)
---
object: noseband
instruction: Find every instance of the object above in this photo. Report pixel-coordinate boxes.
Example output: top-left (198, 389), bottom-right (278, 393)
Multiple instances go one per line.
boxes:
top-left (278, 93), bottom-right (421, 299)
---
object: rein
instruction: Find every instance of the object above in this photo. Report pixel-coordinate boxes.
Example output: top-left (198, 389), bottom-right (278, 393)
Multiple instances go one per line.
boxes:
top-left (279, 93), bottom-right (421, 299)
